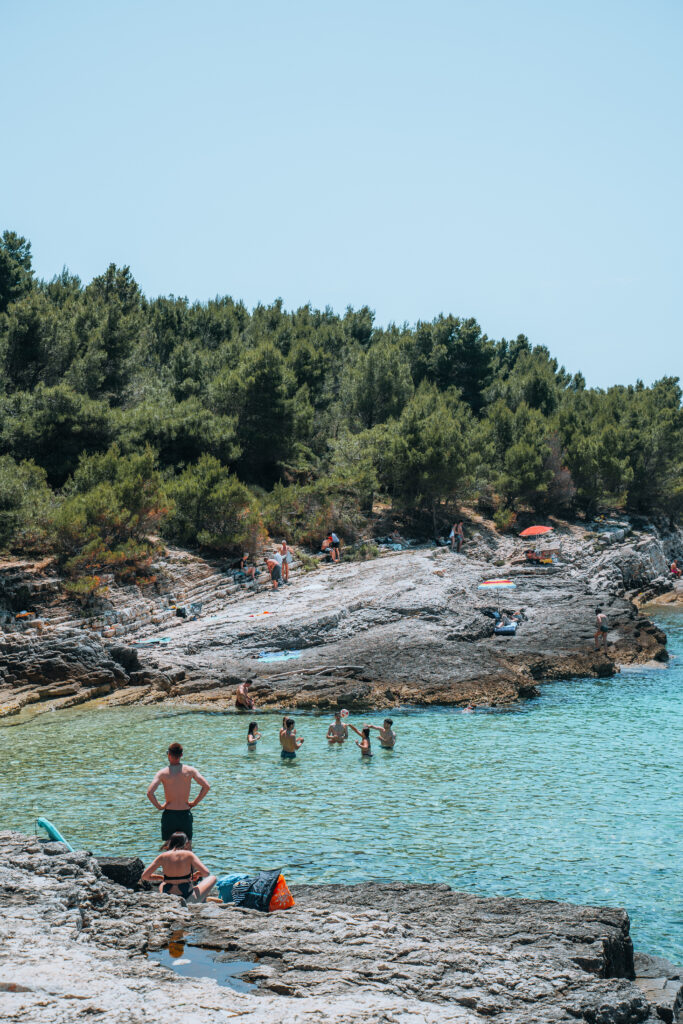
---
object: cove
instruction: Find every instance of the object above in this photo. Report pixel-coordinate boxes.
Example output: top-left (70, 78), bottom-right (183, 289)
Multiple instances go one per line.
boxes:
top-left (1, 609), bottom-right (681, 963)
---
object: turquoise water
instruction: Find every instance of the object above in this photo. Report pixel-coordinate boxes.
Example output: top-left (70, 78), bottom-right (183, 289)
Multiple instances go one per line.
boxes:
top-left (1, 610), bottom-right (681, 961)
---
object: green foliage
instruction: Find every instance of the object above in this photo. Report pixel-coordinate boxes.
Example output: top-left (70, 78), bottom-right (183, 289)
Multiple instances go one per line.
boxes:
top-left (378, 383), bottom-right (472, 527)
top-left (0, 231), bottom-right (33, 315)
top-left (1, 384), bottom-right (113, 486)
top-left (166, 455), bottom-right (263, 553)
top-left (262, 478), bottom-right (364, 547)
top-left (0, 457), bottom-right (53, 551)
top-left (54, 445), bottom-right (168, 579)
top-left (0, 227), bottom-right (679, 587)
top-left (493, 507), bottom-right (517, 533)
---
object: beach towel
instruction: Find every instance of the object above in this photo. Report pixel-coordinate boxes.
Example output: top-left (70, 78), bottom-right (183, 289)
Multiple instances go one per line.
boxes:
top-left (257, 650), bottom-right (302, 662)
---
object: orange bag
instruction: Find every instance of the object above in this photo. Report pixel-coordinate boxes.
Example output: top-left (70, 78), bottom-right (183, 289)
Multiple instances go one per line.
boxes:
top-left (268, 874), bottom-right (295, 912)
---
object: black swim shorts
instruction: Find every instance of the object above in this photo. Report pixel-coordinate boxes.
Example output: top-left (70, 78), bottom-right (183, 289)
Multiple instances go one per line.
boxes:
top-left (161, 808), bottom-right (194, 842)
top-left (271, 564), bottom-right (282, 581)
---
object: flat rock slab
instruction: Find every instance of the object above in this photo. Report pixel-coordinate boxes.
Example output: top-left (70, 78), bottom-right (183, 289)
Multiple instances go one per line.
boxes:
top-left (0, 831), bottom-right (673, 1023)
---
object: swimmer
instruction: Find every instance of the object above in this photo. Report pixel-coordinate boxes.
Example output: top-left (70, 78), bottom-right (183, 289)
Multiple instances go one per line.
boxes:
top-left (348, 723), bottom-right (372, 756)
top-left (326, 710), bottom-right (348, 744)
top-left (462, 705), bottom-right (474, 713)
top-left (280, 717), bottom-right (304, 759)
top-left (247, 721), bottom-right (261, 749)
top-left (369, 718), bottom-right (396, 749)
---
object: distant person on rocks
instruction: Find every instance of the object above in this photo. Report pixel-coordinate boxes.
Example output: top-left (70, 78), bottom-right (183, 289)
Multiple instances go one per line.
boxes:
top-left (141, 830), bottom-right (216, 901)
top-left (146, 743), bottom-right (210, 844)
top-left (264, 555), bottom-right (281, 589)
top-left (348, 723), bottom-right (373, 756)
top-left (323, 532), bottom-right (341, 562)
top-left (235, 680), bottom-right (255, 710)
top-left (280, 717), bottom-right (304, 759)
top-left (456, 521), bottom-right (464, 553)
top-left (247, 721), bottom-right (261, 749)
top-left (326, 711), bottom-right (348, 744)
top-left (369, 718), bottom-right (396, 749)
top-left (671, 559), bottom-right (681, 579)
top-left (449, 522), bottom-right (457, 550)
top-left (594, 607), bottom-right (609, 652)
top-left (238, 553), bottom-right (256, 582)
top-left (280, 540), bottom-right (292, 584)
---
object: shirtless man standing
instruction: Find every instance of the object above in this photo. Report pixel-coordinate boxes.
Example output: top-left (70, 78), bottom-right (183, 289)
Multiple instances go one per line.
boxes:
top-left (370, 718), bottom-right (396, 749)
top-left (280, 718), bottom-right (304, 760)
top-left (146, 743), bottom-right (211, 843)
top-left (326, 711), bottom-right (348, 744)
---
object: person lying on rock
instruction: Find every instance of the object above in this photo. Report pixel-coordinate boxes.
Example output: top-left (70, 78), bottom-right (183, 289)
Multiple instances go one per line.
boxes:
top-left (594, 607), bottom-right (609, 652)
top-left (369, 718), bottom-right (396, 749)
top-left (326, 710), bottom-right (348, 744)
top-left (147, 743), bottom-right (210, 845)
top-left (235, 680), bottom-right (255, 710)
top-left (348, 723), bottom-right (373, 756)
top-left (280, 717), bottom-right (304, 759)
top-left (238, 553), bottom-right (256, 581)
top-left (141, 830), bottom-right (216, 902)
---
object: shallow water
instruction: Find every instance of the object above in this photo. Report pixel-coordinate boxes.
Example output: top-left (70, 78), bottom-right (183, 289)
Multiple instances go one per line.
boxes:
top-left (2, 609), bottom-right (681, 962)
top-left (148, 932), bottom-right (257, 991)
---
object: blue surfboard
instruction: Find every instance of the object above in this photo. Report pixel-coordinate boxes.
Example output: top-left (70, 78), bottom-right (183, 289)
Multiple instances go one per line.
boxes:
top-left (36, 817), bottom-right (74, 851)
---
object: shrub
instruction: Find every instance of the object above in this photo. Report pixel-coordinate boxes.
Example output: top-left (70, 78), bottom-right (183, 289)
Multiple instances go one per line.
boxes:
top-left (262, 478), bottom-right (364, 548)
top-left (493, 506), bottom-right (516, 533)
top-left (0, 456), bottom-right (54, 552)
top-left (54, 445), bottom-right (169, 580)
top-left (165, 455), bottom-right (265, 554)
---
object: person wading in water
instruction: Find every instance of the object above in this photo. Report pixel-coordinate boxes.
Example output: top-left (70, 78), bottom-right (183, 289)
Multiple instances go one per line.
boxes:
top-left (146, 743), bottom-right (211, 844)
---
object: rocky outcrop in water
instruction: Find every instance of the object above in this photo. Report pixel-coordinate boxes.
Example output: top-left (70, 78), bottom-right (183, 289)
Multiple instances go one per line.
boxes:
top-left (2, 831), bottom-right (680, 1023)
top-left (0, 516), bottom-right (679, 719)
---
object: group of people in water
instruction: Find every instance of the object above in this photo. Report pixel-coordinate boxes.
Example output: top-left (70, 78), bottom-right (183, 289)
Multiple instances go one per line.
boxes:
top-left (142, 715), bottom-right (396, 902)
top-left (244, 710), bottom-right (396, 758)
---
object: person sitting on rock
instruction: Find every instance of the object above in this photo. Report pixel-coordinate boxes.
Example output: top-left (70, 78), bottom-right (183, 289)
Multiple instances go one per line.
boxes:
top-left (348, 723), bottom-right (373, 756)
top-left (322, 532), bottom-right (341, 562)
top-left (280, 717), bottom-right (304, 759)
top-left (326, 711), bottom-right (348, 744)
top-left (237, 553), bottom-right (256, 582)
top-left (141, 830), bottom-right (216, 902)
top-left (235, 680), bottom-right (255, 710)
top-left (594, 607), bottom-right (609, 652)
top-left (671, 559), bottom-right (681, 579)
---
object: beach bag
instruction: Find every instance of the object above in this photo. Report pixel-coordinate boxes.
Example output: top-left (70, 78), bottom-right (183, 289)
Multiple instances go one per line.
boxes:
top-left (268, 874), bottom-right (295, 911)
top-left (216, 873), bottom-right (249, 902)
top-left (231, 868), bottom-right (281, 912)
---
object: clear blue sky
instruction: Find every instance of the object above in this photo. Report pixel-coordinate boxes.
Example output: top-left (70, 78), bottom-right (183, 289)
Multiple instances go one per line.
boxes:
top-left (2, 0), bottom-right (681, 387)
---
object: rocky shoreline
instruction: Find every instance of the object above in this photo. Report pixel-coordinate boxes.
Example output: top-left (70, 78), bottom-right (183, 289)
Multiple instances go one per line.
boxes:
top-left (0, 516), bottom-right (680, 720)
top-left (1, 831), bottom-right (681, 1023)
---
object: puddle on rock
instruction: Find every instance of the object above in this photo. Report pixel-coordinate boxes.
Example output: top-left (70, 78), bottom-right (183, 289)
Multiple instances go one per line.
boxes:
top-left (148, 931), bottom-right (258, 991)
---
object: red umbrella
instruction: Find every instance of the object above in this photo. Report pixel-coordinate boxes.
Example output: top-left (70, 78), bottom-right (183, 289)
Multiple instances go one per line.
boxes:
top-left (519, 526), bottom-right (553, 537)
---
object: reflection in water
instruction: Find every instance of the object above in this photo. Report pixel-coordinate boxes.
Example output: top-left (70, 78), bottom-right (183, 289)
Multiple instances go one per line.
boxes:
top-left (1, 611), bottom-right (681, 962)
top-left (148, 930), bottom-right (257, 991)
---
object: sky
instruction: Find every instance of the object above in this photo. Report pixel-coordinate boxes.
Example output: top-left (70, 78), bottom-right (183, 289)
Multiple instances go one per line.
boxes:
top-left (1, 0), bottom-right (681, 388)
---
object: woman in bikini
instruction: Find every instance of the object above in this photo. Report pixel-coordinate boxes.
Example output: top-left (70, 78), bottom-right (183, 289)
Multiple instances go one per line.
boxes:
top-left (348, 723), bottom-right (373, 757)
top-left (247, 721), bottom-right (261, 749)
top-left (141, 831), bottom-right (216, 901)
